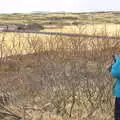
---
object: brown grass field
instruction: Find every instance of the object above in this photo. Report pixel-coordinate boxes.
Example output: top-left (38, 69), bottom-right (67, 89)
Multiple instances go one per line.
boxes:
top-left (42, 24), bottom-right (120, 36)
top-left (0, 12), bottom-right (120, 120)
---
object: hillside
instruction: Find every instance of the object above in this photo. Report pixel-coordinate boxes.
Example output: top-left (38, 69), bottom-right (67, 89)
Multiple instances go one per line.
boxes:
top-left (0, 11), bottom-right (120, 25)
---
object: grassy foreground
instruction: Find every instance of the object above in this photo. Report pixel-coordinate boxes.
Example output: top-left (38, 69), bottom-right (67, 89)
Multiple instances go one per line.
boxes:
top-left (0, 29), bottom-right (119, 120)
top-left (0, 12), bottom-right (120, 120)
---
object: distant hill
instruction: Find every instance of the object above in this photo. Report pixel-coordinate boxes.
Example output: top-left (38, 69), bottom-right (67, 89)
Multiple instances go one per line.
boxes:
top-left (31, 11), bottom-right (50, 14)
top-left (31, 11), bottom-right (67, 14)
top-left (1, 11), bottom-right (120, 25)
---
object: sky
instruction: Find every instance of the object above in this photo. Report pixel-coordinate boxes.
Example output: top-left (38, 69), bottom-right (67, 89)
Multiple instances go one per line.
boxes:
top-left (0, 0), bottom-right (120, 13)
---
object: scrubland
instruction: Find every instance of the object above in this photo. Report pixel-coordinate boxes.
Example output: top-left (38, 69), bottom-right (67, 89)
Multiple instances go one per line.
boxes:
top-left (0, 12), bottom-right (120, 120)
top-left (0, 29), bottom-right (119, 120)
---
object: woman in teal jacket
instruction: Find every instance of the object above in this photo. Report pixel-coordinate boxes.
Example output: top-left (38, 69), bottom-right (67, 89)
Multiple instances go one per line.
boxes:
top-left (110, 54), bottom-right (120, 120)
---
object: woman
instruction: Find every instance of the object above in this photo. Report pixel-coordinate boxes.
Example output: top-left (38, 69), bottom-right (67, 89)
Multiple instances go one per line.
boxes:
top-left (110, 54), bottom-right (120, 120)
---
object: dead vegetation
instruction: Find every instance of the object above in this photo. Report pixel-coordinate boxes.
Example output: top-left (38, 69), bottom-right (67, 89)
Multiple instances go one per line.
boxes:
top-left (0, 28), bottom-right (119, 120)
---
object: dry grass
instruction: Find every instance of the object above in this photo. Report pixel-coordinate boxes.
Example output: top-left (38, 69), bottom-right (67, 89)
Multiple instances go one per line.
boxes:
top-left (0, 23), bottom-right (119, 58)
top-left (42, 24), bottom-right (120, 36)
top-left (0, 12), bottom-right (120, 120)
top-left (0, 25), bottom-right (119, 120)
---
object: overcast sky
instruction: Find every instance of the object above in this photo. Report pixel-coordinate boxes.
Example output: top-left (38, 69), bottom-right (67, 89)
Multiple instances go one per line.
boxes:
top-left (0, 0), bottom-right (120, 13)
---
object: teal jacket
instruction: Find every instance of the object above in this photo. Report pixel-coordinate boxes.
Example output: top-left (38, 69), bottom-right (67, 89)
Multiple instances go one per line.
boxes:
top-left (111, 55), bottom-right (120, 97)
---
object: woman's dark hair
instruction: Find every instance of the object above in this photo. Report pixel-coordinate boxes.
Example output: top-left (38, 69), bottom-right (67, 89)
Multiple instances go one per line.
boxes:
top-left (112, 54), bottom-right (116, 63)
top-left (108, 54), bottom-right (116, 72)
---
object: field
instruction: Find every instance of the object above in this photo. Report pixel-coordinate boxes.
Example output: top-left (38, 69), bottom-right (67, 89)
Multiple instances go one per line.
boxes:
top-left (1, 11), bottom-right (120, 35)
top-left (1, 11), bottom-right (120, 24)
top-left (0, 12), bottom-right (120, 120)
top-left (41, 24), bottom-right (120, 36)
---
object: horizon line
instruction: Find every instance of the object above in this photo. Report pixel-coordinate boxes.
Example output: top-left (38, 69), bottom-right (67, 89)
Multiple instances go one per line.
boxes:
top-left (0, 10), bottom-right (120, 14)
